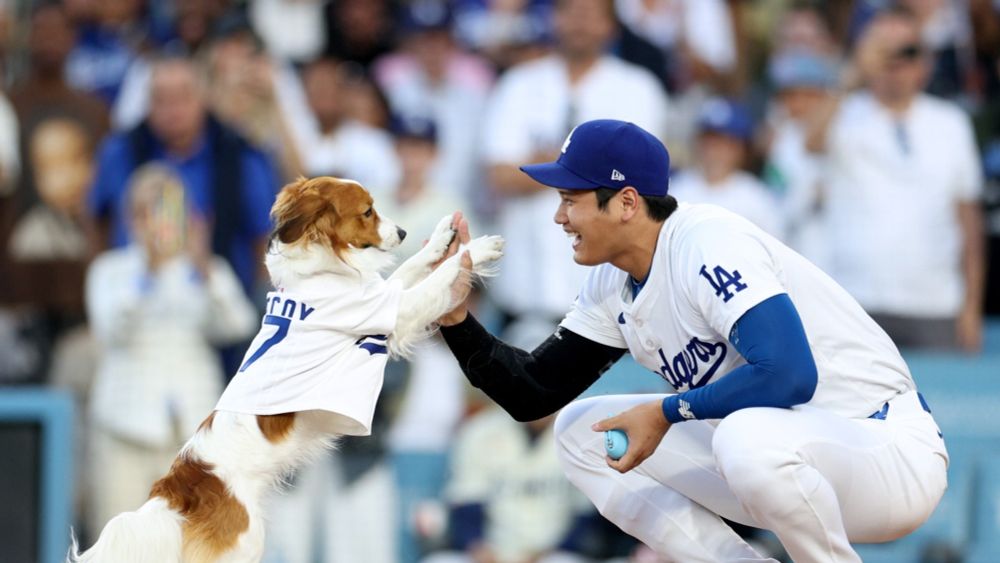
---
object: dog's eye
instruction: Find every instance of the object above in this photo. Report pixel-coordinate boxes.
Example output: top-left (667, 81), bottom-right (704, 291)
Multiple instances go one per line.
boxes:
top-left (364, 208), bottom-right (373, 218)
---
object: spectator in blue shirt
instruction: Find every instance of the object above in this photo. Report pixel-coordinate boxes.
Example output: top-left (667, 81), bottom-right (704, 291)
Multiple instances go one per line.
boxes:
top-left (88, 56), bottom-right (279, 295)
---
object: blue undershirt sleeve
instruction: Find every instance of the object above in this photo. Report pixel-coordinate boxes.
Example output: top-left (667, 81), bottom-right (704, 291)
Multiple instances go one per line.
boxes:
top-left (661, 293), bottom-right (817, 423)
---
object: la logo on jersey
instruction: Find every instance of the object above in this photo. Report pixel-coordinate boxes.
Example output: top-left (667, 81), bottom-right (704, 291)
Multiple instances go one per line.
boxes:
top-left (699, 264), bottom-right (747, 303)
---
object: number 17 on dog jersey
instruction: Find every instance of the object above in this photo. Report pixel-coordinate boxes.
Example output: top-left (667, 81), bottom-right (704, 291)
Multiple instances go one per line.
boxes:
top-left (215, 275), bottom-right (404, 436)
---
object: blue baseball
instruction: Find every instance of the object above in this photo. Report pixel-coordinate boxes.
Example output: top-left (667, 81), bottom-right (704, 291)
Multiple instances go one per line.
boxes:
top-left (605, 429), bottom-right (629, 460)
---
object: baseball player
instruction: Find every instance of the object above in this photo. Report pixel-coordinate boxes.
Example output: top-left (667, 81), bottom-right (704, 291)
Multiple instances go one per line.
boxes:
top-left (437, 119), bottom-right (947, 562)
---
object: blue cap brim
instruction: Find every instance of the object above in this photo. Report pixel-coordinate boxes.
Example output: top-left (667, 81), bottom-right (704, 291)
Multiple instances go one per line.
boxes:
top-left (519, 161), bottom-right (602, 190)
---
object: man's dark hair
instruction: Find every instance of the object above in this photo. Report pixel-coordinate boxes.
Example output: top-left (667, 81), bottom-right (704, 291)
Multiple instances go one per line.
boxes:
top-left (594, 187), bottom-right (677, 222)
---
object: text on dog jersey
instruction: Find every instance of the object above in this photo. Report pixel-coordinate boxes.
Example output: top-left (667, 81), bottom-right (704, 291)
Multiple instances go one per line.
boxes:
top-left (267, 295), bottom-right (316, 320)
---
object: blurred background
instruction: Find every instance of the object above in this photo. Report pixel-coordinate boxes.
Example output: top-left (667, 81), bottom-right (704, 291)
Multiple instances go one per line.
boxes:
top-left (0, 0), bottom-right (998, 562)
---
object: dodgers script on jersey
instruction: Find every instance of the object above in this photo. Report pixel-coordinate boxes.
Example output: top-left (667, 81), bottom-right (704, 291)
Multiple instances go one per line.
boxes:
top-left (215, 273), bottom-right (403, 436)
top-left (561, 203), bottom-right (915, 419)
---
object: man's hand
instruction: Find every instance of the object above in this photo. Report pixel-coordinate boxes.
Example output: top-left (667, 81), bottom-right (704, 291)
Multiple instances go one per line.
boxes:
top-left (437, 211), bottom-right (474, 326)
top-left (592, 399), bottom-right (671, 473)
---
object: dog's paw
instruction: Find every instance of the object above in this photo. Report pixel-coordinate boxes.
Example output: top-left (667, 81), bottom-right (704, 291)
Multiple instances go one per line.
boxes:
top-left (463, 235), bottom-right (504, 276)
top-left (422, 215), bottom-right (457, 263)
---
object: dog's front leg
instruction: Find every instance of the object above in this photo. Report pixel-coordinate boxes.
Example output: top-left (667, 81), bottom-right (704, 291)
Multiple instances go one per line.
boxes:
top-left (389, 234), bottom-right (505, 357)
top-left (390, 253), bottom-right (465, 356)
top-left (388, 215), bottom-right (456, 289)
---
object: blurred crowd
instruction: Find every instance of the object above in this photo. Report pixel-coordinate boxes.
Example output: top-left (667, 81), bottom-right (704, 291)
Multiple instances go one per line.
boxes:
top-left (0, 0), bottom-right (998, 562)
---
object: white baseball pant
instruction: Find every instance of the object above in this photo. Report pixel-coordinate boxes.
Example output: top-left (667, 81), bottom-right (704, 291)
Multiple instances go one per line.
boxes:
top-left (554, 390), bottom-right (948, 562)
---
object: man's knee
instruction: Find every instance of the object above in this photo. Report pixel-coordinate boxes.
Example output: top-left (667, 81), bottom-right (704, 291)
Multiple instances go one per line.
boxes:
top-left (712, 408), bottom-right (799, 498)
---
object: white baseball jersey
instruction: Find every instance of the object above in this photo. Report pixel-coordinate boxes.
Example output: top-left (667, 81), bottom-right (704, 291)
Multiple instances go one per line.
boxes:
top-left (216, 272), bottom-right (403, 436)
top-left (561, 203), bottom-right (914, 419)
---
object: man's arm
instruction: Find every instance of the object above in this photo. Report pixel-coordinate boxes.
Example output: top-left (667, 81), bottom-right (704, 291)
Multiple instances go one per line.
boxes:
top-left (440, 315), bottom-right (626, 422)
top-left (957, 200), bottom-right (985, 352)
top-left (660, 293), bottom-right (818, 423)
top-left (594, 293), bottom-right (818, 474)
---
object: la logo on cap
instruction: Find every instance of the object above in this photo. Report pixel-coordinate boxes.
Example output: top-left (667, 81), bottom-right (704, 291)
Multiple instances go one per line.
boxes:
top-left (611, 169), bottom-right (625, 181)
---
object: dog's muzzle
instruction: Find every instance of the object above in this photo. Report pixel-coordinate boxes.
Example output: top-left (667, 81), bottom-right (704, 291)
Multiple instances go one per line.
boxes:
top-left (397, 227), bottom-right (407, 242)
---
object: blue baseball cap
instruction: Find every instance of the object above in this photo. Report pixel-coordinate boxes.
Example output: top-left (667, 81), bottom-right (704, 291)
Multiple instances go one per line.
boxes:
top-left (399, 0), bottom-right (453, 34)
top-left (697, 98), bottom-right (754, 142)
top-left (390, 113), bottom-right (438, 143)
top-left (769, 50), bottom-right (838, 91)
top-left (519, 119), bottom-right (671, 197)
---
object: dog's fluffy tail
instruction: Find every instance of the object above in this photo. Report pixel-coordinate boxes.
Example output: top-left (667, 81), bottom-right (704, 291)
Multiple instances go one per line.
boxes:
top-left (68, 498), bottom-right (184, 563)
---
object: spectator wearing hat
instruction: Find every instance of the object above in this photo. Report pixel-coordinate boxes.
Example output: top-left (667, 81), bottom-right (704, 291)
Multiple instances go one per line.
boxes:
top-left (380, 114), bottom-right (467, 259)
top-left (452, 0), bottom-right (554, 70)
top-left (669, 98), bottom-right (784, 239)
top-left (808, 8), bottom-right (985, 351)
top-left (378, 114), bottom-right (472, 563)
top-left (373, 1), bottom-right (494, 207)
top-left (481, 0), bottom-right (670, 349)
top-left (763, 49), bottom-right (840, 269)
top-left (275, 57), bottom-right (401, 195)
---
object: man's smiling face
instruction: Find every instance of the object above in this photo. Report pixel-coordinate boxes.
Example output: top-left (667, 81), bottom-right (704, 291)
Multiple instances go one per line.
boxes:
top-left (554, 189), bottom-right (621, 266)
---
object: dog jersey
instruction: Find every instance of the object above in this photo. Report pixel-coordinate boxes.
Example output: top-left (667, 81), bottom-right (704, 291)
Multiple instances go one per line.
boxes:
top-left (560, 203), bottom-right (914, 419)
top-left (216, 272), bottom-right (403, 435)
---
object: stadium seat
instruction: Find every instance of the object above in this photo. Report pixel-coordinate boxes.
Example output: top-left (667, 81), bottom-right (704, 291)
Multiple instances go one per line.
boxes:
top-left (982, 318), bottom-right (1000, 354)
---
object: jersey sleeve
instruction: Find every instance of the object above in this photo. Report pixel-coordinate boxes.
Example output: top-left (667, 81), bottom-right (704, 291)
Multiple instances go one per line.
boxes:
top-left (680, 218), bottom-right (786, 339)
top-left (559, 266), bottom-right (628, 349)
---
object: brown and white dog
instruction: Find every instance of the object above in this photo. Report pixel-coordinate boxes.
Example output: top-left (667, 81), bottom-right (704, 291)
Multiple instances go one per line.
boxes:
top-left (71, 176), bottom-right (503, 562)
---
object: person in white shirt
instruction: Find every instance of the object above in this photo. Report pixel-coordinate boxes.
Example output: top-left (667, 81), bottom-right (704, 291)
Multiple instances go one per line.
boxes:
top-left (669, 97), bottom-right (784, 239)
top-left (481, 0), bottom-right (669, 348)
top-left (613, 0), bottom-right (737, 76)
top-left (807, 7), bottom-right (985, 351)
top-left (763, 49), bottom-right (840, 270)
top-left (275, 58), bottom-right (400, 196)
top-left (372, 3), bottom-right (495, 205)
top-left (379, 115), bottom-right (471, 563)
top-left (435, 119), bottom-right (948, 563)
top-left (84, 164), bottom-right (258, 534)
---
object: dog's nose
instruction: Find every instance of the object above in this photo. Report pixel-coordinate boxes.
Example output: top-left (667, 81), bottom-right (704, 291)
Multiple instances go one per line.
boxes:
top-left (397, 227), bottom-right (407, 241)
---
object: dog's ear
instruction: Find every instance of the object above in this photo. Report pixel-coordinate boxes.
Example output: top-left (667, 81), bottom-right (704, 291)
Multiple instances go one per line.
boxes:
top-left (270, 177), bottom-right (352, 254)
top-left (270, 177), bottom-right (338, 245)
